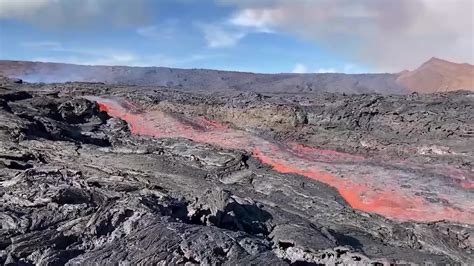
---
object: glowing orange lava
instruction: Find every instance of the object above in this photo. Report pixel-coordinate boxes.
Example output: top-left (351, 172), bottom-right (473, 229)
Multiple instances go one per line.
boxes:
top-left (91, 97), bottom-right (474, 224)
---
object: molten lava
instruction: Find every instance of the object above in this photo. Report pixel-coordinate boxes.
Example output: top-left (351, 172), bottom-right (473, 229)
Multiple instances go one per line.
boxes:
top-left (91, 97), bottom-right (474, 224)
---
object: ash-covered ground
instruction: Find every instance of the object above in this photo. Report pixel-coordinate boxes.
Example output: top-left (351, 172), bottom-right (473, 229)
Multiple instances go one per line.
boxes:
top-left (0, 77), bottom-right (473, 264)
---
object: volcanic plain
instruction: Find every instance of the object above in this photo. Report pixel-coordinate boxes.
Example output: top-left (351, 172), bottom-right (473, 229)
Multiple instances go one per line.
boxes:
top-left (0, 75), bottom-right (473, 264)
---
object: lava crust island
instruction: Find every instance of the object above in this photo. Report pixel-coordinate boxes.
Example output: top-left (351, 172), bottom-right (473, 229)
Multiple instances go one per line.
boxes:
top-left (0, 77), bottom-right (473, 264)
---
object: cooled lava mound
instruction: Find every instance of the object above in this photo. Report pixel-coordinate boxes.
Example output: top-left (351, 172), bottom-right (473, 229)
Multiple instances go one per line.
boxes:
top-left (0, 76), bottom-right (473, 264)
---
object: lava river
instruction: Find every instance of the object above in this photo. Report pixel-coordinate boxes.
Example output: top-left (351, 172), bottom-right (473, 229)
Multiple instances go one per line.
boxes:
top-left (91, 96), bottom-right (474, 224)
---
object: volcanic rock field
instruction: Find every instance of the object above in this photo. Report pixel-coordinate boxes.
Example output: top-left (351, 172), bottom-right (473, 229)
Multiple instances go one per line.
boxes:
top-left (0, 76), bottom-right (473, 264)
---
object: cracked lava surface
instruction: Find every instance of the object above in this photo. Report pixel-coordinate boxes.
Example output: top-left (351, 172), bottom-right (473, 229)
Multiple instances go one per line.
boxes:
top-left (93, 96), bottom-right (474, 224)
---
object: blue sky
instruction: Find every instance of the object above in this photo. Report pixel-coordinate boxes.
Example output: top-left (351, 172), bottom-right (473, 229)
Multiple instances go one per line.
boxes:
top-left (0, 0), bottom-right (472, 73)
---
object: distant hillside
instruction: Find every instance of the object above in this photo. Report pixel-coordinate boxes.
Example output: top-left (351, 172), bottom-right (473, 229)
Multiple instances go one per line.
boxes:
top-left (0, 60), bottom-right (407, 95)
top-left (397, 57), bottom-right (474, 93)
top-left (1, 58), bottom-right (472, 94)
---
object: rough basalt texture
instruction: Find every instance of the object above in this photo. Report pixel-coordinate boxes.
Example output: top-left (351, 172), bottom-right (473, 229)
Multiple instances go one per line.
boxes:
top-left (0, 77), bottom-right (472, 264)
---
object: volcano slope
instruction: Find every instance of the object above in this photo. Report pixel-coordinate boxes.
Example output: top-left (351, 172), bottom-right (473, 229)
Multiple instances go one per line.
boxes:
top-left (0, 77), bottom-right (473, 264)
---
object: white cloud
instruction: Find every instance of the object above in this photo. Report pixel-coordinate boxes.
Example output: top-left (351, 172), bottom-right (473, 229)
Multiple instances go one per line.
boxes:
top-left (33, 53), bottom-right (218, 67)
top-left (21, 41), bottom-right (63, 50)
top-left (229, 9), bottom-right (274, 33)
top-left (0, 0), bottom-right (52, 18)
top-left (158, 53), bottom-right (224, 67)
top-left (197, 23), bottom-right (246, 48)
top-left (137, 25), bottom-right (161, 38)
top-left (198, 7), bottom-right (277, 49)
top-left (137, 25), bottom-right (175, 40)
top-left (20, 41), bottom-right (157, 66)
top-left (24, 41), bottom-right (215, 67)
top-left (33, 56), bottom-right (129, 67)
top-left (220, 0), bottom-right (474, 71)
top-left (292, 63), bottom-right (308, 73)
top-left (316, 68), bottom-right (337, 73)
top-left (0, 0), bottom-right (151, 29)
top-left (34, 53), bottom-right (144, 67)
top-left (137, 20), bottom-right (180, 40)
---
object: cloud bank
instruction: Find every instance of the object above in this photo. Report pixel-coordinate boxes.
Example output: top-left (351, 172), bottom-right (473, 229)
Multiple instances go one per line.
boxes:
top-left (0, 0), bottom-right (150, 29)
top-left (222, 0), bottom-right (474, 71)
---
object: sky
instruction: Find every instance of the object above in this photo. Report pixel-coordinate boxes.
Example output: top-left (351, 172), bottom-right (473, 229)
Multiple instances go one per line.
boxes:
top-left (0, 0), bottom-right (473, 74)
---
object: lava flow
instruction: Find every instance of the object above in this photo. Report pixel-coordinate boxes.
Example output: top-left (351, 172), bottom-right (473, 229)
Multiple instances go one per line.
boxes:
top-left (92, 97), bottom-right (474, 225)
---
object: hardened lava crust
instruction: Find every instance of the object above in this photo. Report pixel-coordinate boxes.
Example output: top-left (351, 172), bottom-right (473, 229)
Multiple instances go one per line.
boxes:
top-left (0, 77), bottom-right (473, 264)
